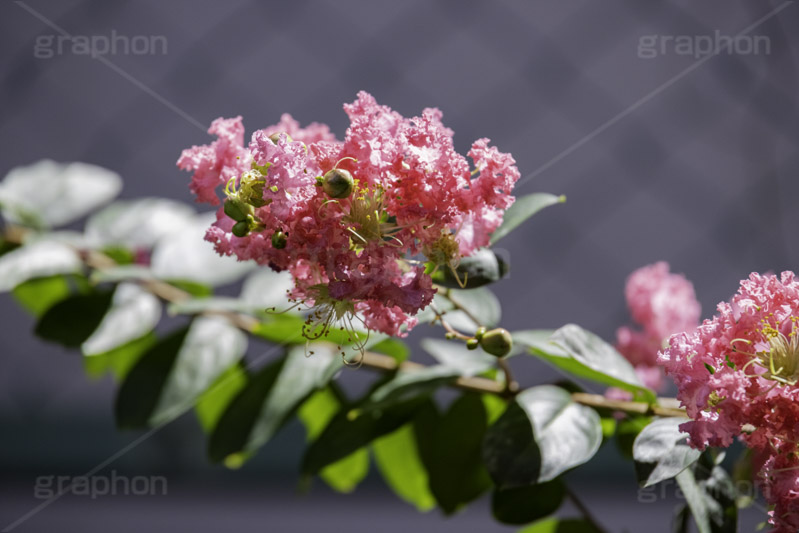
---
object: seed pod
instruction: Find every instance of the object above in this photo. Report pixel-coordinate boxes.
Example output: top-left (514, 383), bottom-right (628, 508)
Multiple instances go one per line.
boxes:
top-left (271, 230), bottom-right (287, 249)
top-left (269, 132), bottom-right (293, 144)
top-left (223, 198), bottom-right (252, 222)
top-left (322, 168), bottom-right (354, 199)
top-left (479, 328), bottom-right (513, 357)
top-left (466, 338), bottom-right (480, 350)
top-left (232, 221), bottom-right (249, 238)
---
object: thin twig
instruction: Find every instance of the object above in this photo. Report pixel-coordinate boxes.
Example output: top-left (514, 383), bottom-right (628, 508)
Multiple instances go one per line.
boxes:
top-left (566, 486), bottom-right (609, 533)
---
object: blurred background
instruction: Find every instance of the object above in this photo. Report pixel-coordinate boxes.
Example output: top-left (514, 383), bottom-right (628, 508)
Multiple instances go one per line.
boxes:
top-left (1, 0), bottom-right (798, 531)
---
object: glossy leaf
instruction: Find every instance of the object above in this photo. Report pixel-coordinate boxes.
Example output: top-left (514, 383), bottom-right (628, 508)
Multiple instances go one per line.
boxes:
top-left (519, 325), bottom-right (655, 402)
top-left (85, 198), bottom-right (195, 249)
top-left (0, 160), bottom-right (122, 228)
top-left (240, 268), bottom-right (294, 310)
top-left (483, 385), bottom-right (602, 487)
top-left (490, 193), bottom-right (565, 245)
top-left (0, 241), bottom-right (82, 292)
top-left (195, 363), bottom-right (248, 433)
top-left (302, 394), bottom-right (428, 476)
top-left (84, 333), bottom-right (157, 381)
top-left (12, 274), bottom-right (89, 317)
top-left (492, 479), bottom-right (565, 525)
top-left (633, 417), bottom-right (700, 487)
top-left (34, 290), bottom-right (114, 347)
top-left (418, 394), bottom-right (493, 514)
top-left (299, 388), bottom-right (370, 493)
top-left (82, 283), bottom-right (161, 356)
top-left (150, 212), bottom-right (255, 286)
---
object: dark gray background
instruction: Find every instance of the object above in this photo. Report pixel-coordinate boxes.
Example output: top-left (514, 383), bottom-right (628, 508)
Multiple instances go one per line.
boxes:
top-left (1, 1), bottom-right (797, 531)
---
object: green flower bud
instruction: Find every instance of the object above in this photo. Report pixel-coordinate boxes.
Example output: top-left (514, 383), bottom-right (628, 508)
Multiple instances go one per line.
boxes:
top-left (474, 327), bottom-right (487, 341)
top-left (232, 221), bottom-right (249, 238)
top-left (223, 198), bottom-right (252, 222)
top-left (271, 230), bottom-right (287, 249)
top-left (445, 332), bottom-right (456, 340)
top-left (466, 338), bottom-right (479, 350)
top-left (269, 132), bottom-right (293, 144)
top-left (322, 168), bottom-right (354, 199)
top-left (479, 328), bottom-right (513, 357)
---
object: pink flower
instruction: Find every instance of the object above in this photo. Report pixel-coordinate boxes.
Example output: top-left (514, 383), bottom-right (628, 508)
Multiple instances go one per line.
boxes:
top-left (659, 272), bottom-right (799, 530)
top-left (178, 93), bottom-right (520, 338)
top-left (177, 117), bottom-right (250, 205)
top-left (611, 263), bottom-right (701, 395)
top-left (626, 261), bottom-right (702, 340)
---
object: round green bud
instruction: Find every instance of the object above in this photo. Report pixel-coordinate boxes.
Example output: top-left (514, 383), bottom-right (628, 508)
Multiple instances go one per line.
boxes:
top-left (271, 230), bottom-right (287, 249)
top-left (474, 327), bottom-right (487, 341)
top-left (232, 221), bottom-right (249, 238)
top-left (445, 332), bottom-right (456, 340)
top-left (322, 168), bottom-right (354, 199)
top-left (269, 132), bottom-right (294, 144)
top-left (466, 338), bottom-right (479, 350)
top-left (224, 198), bottom-right (252, 222)
top-left (479, 328), bottom-right (513, 358)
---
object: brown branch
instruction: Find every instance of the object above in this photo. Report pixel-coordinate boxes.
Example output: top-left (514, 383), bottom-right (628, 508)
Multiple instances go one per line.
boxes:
top-left (3, 226), bottom-right (688, 418)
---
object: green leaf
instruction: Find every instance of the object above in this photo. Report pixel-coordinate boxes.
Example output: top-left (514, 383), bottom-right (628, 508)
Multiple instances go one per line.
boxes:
top-left (490, 192), bottom-right (565, 245)
top-left (419, 393), bottom-right (493, 514)
top-left (0, 241), bottom-right (82, 292)
top-left (150, 212), bottom-right (255, 286)
top-left (195, 363), bottom-right (248, 433)
top-left (298, 389), bottom-right (370, 493)
top-left (318, 448), bottom-right (370, 493)
top-left (492, 479), bottom-right (565, 525)
top-left (84, 333), bottom-right (156, 380)
top-left (85, 198), bottom-right (195, 249)
top-left (12, 274), bottom-right (89, 316)
top-left (209, 358), bottom-right (284, 463)
top-left (616, 415), bottom-right (652, 459)
top-left (90, 265), bottom-right (153, 284)
top-left (239, 344), bottom-right (339, 454)
top-left (0, 160), bottom-right (122, 228)
top-left (362, 366), bottom-right (460, 414)
top-left (302, 395), bottom-right (428, 476)
top-left (483, 385), bottom-right (602, 487)
top-left (421, 338), bottom-right (496, 376)
top-left (115, 317), bottom-right (247, 428)
top-left (434, 248), bottom-right (509, 289)
top-left (209, 344), bottom-right (340, 462)
top-left (373, 424), bottom-right (436, 511)
top-left (114, 328), bottom-right (189, 429)
top-left (633, 417), bottom-right (701, 487)
top-left (252, 314), bottom-right (367, 349)
top-left (81, 283), bottom-right (161, 356)
top-left (518, 325), bottom-right (655, 402)
top-left (34, 290), bottom-right (114, 347)
top-left (518, 518), bottom-right (602, 533)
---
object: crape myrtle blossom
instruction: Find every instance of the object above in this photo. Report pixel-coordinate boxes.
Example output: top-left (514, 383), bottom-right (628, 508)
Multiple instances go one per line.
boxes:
top-left (177, 92), bottom-right (520, 339)
top-left (659, 272), bottom-right (799, 531)
top-left (611, 262), bottom-right (701, 393)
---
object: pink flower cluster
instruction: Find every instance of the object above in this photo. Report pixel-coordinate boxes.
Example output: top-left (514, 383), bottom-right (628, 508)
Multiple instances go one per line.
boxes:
top-left (659, 272), bottom-right (799, 531)
top-left (177, 92), bottom-right (520, 337)
top-left (614, 262), bottom-right (701, 392)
